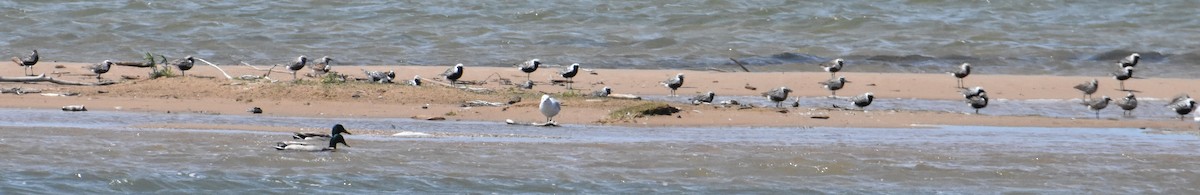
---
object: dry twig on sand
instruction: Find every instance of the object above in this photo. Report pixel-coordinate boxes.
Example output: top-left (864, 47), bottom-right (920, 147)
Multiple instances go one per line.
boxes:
top-left (0, 74), bottom-right (116, 86)
top-left (194, 58), bottom-right (232, 80)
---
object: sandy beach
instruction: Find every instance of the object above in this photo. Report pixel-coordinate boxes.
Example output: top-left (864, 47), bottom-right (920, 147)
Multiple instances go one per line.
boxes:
top-left (2, 61), bottom-right (1197, 130)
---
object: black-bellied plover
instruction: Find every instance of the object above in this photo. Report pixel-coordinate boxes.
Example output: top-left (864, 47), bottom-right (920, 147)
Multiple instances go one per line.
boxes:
top-left (950, 63), bottom-right (971, 88)
top-left (1112, 66), bottom-right (1133, 91)
top-left (1119, 53), bottom-right (1140, 68)
top-left (275, 133), bottom-right (349, 152)
top-left (364, 70), bottom-right (395, 83)
top-left (410, 75), bottom-right (422, 86)
top-left (690, 91), bottom-right (715, 105)
top-left (1082, 96), bottom-right (1112, 119)
top-left (286, 55), bottom-right (308, 80)
top-left (819, 76), bottom-right (848, 97)
top-left (559, 63), bottom-right (580, 89)
top-left (850, 92), bottom-right (874, 110)
top-left (961, 86), bottom-right (985, 99)
top-left (1073, 79), bottom-right (1098, 100)
top-left (762, 87), bottom-right (792, 108)
top-left (820, 58), bottom-right (844, 79)
top-left (89, 60), bottom-right (112, 82)
top-left (441, 63), bottom-right (464, 87)
top-left (539, 94), bottom-right (561, 123)
top-left (518, 59), bottom-right (540, 81)
top-left (11, 50), bottom-right (38, 76)
top-left (292, 124), bottom-right (353, 140)
top-left (590, 86), bottom-right (612, 97)
top-left (171, 55), bottom-right (195, 76)
top-left (312, 56), bottom-right (333, 76)
top-left (518, 80), bottom-right (535, 89)
top-left (967, 93), bottom-right (989, 114)
top-left (1167, 94), bottom-right (1195, 121)
top-left (662, 73), bottom-right (685, 96)
top-left (1116, 92), bottom-right (1137, 116)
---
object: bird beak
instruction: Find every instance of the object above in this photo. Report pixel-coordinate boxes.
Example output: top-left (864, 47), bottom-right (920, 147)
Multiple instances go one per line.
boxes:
top-left (343, 131), bottom-right (352, 135)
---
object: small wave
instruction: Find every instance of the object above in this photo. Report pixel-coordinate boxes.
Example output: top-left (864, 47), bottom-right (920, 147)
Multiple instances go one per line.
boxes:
top-left (392, 131), bottom-right (434, 137)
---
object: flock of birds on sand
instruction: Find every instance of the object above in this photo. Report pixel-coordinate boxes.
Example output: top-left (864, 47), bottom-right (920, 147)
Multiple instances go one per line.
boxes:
top-left (9, 50), bottom-right (1200, 151)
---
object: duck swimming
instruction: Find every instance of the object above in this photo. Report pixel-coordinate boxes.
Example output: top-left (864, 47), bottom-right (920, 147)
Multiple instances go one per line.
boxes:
top-left (292, 124), bottom-right (352, 140)
top-left (275, 133), bottom-right (349, 152)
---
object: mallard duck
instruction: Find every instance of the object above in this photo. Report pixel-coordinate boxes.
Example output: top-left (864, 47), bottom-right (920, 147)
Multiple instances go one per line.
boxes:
top-left (275, 133), bottom-right (349, 152)
top-left (292, 124), bottom-right (352, 140)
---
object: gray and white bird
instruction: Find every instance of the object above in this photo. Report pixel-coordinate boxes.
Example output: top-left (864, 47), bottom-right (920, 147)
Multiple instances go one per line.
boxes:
top-left (950, 63), bottom-right (971, 88)
top-left (171, 55), bottom-right (195, 76)
top-left (1116, 92), bottom-right (1137, 116)
top-left (559, 63), bottom-right (580, 89)
top-left (1112, 66), bottom-right (1133, 91)
top-left (311, 56), bottom-right (333, 76)
top-left (590, 86), bottom-right (612, 97)
top-left (292, 124), bottom-right (353, 140)
top-left (820, 58), bottom-right (844, 79)
top-left (1082, 96), bottom-right (1112, 119)
top-left (1119, 53), bottom-right (1140, 68)
top-left (11, 49), bottom-right (38, 76)
top-left (539, 94), bottom-right (561, 124)
top-left (662, 73), bottom-right (685, 96)
top-left (275, 133), bottom-right (349, 152)
top-left (850, 92), bottom-right (874, 110)
top-left (517, 80), bottom-right (535, 89)
top-left (1167, 94), bottom-right (1195, 121)
top-left (1073, 79), bottom-right (1098, 100)
top-left (690, 91), bottom-right (716, 105)
top-left (441, 63), bottom-right (464, 87)
top-left (967, 93), bottom-right (989, 114)
top-left (961, 86), bottom-right (985, 99)
top-left (762, 87), bottom-right (793, 108)
top-left (410, 75), bottom-right (422, 86)
top-left (518, 59), bottom-right (541, 81)
top-left (286, 55), bottom-right (308, 80)
top-left (364, 70), bottom-right (395, 83)
top-left (89, 60), bottom-right (113, 82)
top-left (819, 76), bottom-right (849, 97)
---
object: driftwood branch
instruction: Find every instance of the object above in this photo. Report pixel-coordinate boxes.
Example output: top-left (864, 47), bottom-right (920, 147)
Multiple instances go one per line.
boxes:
top-left (729, 58), bottom-right (751, 72)
top-left (194, 58), bottom-right (233, 80)
top-left (0, 74), bottom-right (116, 86)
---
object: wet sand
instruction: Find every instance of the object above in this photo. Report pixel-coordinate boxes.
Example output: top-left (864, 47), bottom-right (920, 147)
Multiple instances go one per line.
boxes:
top-left (1, 61), bottom-right (1197, 130)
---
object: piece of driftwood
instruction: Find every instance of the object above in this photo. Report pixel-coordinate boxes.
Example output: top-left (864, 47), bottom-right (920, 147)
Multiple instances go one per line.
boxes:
top-left (729, 58), bottom-right (751, 72)
top-left (607, 93), bottom-right (641, 100)
top-left (505, 119), bottom-right (559, 127)
top-left (62, 105), bottom-right (87, 111)
top-left (463, 100), bottom-right (506, 107)
top-left (1, 87), bottom-right (41, 95)
top-left (0, 74), bottom-right (116, 86)
top-left (195, 58), bottom-right (233, 80)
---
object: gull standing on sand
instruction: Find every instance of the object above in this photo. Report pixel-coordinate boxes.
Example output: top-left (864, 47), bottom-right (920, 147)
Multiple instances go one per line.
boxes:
top-left (364, 70), bottom-right (395, 83)
top-left (966, 92), bottom-right (989, 114)
top-left (662, 73), bottom-right (685, 96)
top-left (1119, 53), bottom-right (1140, 68)
top-left (293, 124), bottom-right (353, 140)
top-left (820, 58), bottom-right (844, 79)
top-left (311, 56), bottom-right (333, 76)
top-left (850, 92), bottom-right (874, 110)
top-left (275, 133), bottom-right (349, 152)
top-left (950, 63), bottom-right (971, 88)
top-left (1167, 94), bottom-right (1195, 121)
top-left (1073, 79), bottom-right (1098, 100)
top-left (762, 87), bottom-right (792, 108)
top-left (1116, 92), bottom-right (1137, 116)
top-left (171, 55), bottom-right (195, 76)
top-left (590, 86), bottom-right (612, 97)
top-left (410, 75), bottom-right (422, 86)
top-left (518, 59), bottom-right (541, 81)
top-left (286, 55), bottom-right (308, 80)
top-left (690, 91), bottom-right (715, 105)
top-left (89, 60), bottom-right (113, 82)
top-left (539, 94), bottom-right (561, 124)
top-left (819, 76), bottom-right (848, 97)
top-left (559, 63), bottom-right (580, 89)
top-left (11, 49), bottom-right (38, 76)
top-left (1082, 96), bottom-right (1112, 119)
top-left (1112, 66), bottom-right (1133, 91)
top-left (441, 63), bottom-right (464, 87)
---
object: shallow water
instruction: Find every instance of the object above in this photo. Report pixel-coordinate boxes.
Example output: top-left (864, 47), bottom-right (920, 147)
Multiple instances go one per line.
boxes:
top-left (2, 1), bottom-right (1199, 77)
top-left (0, 109), bottom-right (1198, 193)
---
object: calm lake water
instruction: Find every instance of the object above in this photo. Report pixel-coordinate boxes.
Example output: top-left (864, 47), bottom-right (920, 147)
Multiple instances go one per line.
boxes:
top-left (1, 1), bottom-right (1199, 76)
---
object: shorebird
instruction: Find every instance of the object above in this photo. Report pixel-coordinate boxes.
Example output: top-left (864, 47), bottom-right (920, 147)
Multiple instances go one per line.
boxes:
top-left (539, 94), bottom-right (561, 124)
top-left (662, 73), bottom-right (685, 96)
top-left (1116, 92), bottom-right (1137, 116)
top-left (171, 55), bottom-right (195, 76)
top-left (961, 86), bottom-right (985, 99)
top-left (1082, 96), bottom-right (1112, 119)
top-left (1112, 66), bottom-right (1133, 91)
top-left (410, 75), bottom-right (422, 86)
top-left (311, 56), bottom-right (333, 76)
top-left (275, 133), bottom-right (349, 152)
top-left (518, 59), bottom-right (540, 81)
top-left (1119, 53), bottom-right (1140, 68)
top-left (518, 80), bottom-right (535, 89)
top-left (819, 76), bottom-right (848, 97)
top-left (762, 87), bottom-right (793, 108)
top-left (1167, 94), bottom-right (1195, 121)
top-left (89, 60), bottom-right (113, 82)
top-left (441, 63), bottom-right (464, 87)
top-left (364, 70), bottom-right (395, 83)
top-left (967, 93), bottom-right (989, 114)
top-left (1073, 79), bottom-right (1098, 100)
top-left (950, 63), bottom-right (971, 88)
top-left (559, 63), bottom-right (580, 89)
top-left (11, 50), bottom-right (38, 76)
top-left (286, 55), bottom-right (308, 80)
top-left (293, 124), bottom-right (353, 140)
top-left (690, 91), bottom-right (715, 105)
top-left (820, 58), bottom-right (844, 79)
top-left (850, 92), bottom-right (874, 110)
top-left (590, 86), bottom-right (612, 97)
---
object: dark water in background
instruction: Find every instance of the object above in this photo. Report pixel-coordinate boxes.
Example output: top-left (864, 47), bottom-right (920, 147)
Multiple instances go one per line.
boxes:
top-left (0, 109), bottom-right (1198, 193)
top-left (2, 1), bottom-right (1199, 76)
